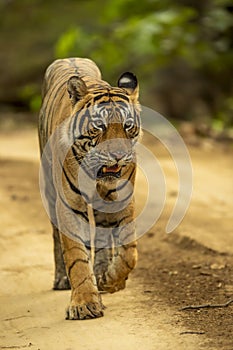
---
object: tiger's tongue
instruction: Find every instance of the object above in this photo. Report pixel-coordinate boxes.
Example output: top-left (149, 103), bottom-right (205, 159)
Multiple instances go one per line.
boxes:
top-left (103, 165), bottom-right (121, 173)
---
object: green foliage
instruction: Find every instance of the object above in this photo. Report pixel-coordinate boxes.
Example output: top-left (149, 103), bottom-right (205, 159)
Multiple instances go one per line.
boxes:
top-left (55, 5), bottom-right (198, 80)
top-left (53, 0), bottom-right (232, 128)
top-left (19, 84), bottom-right (41, 112)
top-left (55, 0), bottom-right (233, 77)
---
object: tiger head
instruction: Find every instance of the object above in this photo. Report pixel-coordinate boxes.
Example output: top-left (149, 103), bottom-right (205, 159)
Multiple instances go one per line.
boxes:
top-left (65, 72), bottom-right (141, 184)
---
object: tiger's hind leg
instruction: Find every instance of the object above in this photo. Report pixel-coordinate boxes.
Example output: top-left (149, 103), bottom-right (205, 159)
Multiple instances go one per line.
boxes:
top-left (52, 224), bottom-right (70, 290)
top-left (40, 148), bottom-right (69, 290)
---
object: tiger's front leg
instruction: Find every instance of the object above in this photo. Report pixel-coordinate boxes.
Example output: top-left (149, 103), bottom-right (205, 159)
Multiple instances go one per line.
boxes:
top-left (100, 241), bottom-right (138, 293)
top-left (60, 233), bottom-right (104, 320)
top-left (94, 202), bottom-right (138, 293)
top-left (56, 197), bottom-right (104, 320)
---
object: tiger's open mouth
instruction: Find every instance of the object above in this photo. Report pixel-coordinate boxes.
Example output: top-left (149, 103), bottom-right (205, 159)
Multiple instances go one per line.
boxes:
top-left (97, 164), bottom-right (122, 178)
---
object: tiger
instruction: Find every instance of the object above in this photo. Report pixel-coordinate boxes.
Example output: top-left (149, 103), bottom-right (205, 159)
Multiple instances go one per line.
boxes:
top-left (38, 57), bottom-right (141, 320)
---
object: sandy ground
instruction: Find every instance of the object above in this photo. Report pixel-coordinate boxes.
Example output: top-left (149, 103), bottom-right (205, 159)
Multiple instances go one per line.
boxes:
top-left (0, 126), bottom-right (232, 350)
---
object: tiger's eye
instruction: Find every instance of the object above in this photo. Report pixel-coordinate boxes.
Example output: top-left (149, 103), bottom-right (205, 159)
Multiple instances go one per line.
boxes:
top-left (94, 121), bottom-right (106, 131)
top-left (124, 121), bottom-right (134, 129)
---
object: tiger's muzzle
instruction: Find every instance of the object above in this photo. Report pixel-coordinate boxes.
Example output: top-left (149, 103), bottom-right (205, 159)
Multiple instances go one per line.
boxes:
top-left (96, 150), bottom-right (134, 180)
top-left (97, 164), bottom-right (122, 179)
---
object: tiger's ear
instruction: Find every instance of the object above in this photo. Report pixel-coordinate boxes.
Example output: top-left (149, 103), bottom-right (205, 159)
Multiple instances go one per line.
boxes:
top-left (118, 72), bottom-right (139, 100)
top-left (67, 76), bottom-right (88, 105)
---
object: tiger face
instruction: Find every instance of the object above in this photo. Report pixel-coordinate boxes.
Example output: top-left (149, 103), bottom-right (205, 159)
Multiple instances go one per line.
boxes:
top-left (65, 72), bottom-right (141, 184)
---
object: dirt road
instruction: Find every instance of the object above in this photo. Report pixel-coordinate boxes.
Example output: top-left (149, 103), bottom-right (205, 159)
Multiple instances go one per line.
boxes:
top-left (0, 127), bottom-right (232, 350)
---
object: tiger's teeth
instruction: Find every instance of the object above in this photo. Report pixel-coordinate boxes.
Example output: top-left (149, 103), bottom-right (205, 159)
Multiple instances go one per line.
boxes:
top-left (102, 167), bottom-right (107, 173)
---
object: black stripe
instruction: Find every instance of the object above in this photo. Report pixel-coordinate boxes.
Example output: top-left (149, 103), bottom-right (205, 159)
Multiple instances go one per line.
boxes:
top-left (62, 167), bottom-right (82, 195)
top-left (75, 276), bottom-right (90, 289)
top-left (122, 243), bottom-right (137, 249)
top-left (93, 93), bottom-right (109, 103)
top-left (119, 253), bottom-right (134, 270)
top-left (92, 92), bottom-right (130, 103)
top-left (62, 225), bottom-right (91, 247)
top-left (58, 144), bottom-right (90, 202)
top-left (105, 179), bottom-right (129, 198)
top-left (109, 93), bottom-right (130, 102)
top-left (105, 167), bottom-right (135, 199)
top-left (128, 167), bottom-right (135, 182)
top-left (105, 220), bottom-right (118, 227)
top-left (71, 145), bottom-right (81, 163)
top-left (118, 215), bottom-right (131, 226)
top-left (58, 192), bottom-right (89, 222)
top-left (120, 230), bottom-right (135, 243)
top-left (68, 258), bottom-right (89, 276)
top-left (71, 208), bottom-right (88, 221)
top-left (76, 134), bottom-right (92, 141)
top-left (78, 111), bottom-right (90, 135)
top-left (72, 111), bottom-right (80, 137)
top-left (85, 101), bottom-right (92, 108)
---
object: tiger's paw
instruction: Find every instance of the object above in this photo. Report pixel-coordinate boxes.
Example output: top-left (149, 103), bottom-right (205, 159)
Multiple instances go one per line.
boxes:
top-left (97, 275), bottom-right (127, 293)
top-left (53, 276), bottom-right (70, 290)
top-left (66, 302), bottom-right (104, 320)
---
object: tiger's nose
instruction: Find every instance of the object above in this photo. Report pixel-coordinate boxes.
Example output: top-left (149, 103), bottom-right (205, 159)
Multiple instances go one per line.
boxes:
top-left (109, 151), bottom-right (125, 161)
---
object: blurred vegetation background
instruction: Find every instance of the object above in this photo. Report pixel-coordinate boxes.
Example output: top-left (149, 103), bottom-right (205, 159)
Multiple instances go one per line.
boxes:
top-left (0, 0), bottom-right (232, 136)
